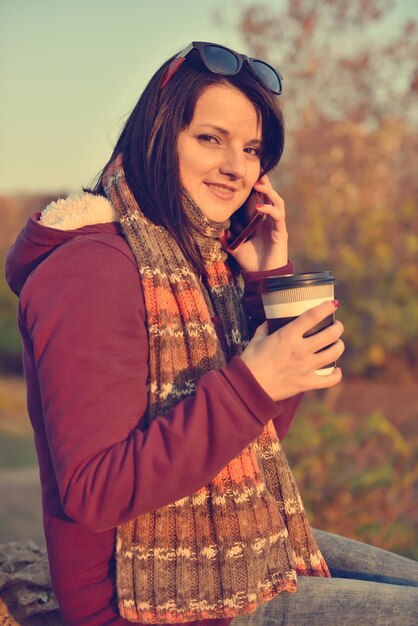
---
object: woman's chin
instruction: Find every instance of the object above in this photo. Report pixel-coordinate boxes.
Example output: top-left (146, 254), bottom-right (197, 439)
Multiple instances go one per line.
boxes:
top-left (198, 198), bottom-right (239, 223)
top-left (202, 208), bottom-right (235, 223)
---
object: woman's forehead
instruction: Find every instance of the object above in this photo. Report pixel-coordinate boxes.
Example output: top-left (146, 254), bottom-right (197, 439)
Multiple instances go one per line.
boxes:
top-left (190, 84), bottom-right (262, 137)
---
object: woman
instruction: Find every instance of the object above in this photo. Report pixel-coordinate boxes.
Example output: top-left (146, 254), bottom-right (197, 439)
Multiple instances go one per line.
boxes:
top-left (5, 42), bottom-right (418, 625)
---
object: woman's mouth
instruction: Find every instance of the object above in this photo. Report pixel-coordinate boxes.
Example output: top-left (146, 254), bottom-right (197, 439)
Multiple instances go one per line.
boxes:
top-left (204, 183), bottom-right (236, 201)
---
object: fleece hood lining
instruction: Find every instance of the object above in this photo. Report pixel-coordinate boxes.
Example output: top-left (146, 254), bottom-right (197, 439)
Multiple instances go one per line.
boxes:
top-left (39, 193), bottom-right (117, 231)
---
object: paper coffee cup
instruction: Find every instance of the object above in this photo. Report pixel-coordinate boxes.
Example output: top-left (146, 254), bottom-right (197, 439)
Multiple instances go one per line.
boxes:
top-left (258, 271), bottom-right (336, 375)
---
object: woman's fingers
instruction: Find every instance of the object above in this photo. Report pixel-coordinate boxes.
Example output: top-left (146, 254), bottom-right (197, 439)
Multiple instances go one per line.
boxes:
top-left (312, 338), bottom-right (345, 370)
top-left (290, 301), bottom-right (339, 339)
top-left (306, 365), bottom-right (343, 389)
top-left (283, 301), bottom-right (345, 372)
top-left (255, 201), bottom-right (288, 235)
top-left (304, 320), bottom-right (344, 353)
top-left (254, 178), bottom-right (284, 210)
top-left (255, 173), bottom-right (273, 190)
top-left (253, 179), bottom-right (287, 239)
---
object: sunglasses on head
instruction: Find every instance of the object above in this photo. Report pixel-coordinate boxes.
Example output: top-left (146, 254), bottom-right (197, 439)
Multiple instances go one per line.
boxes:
top-left (159, 41), bottom-right (283, 95)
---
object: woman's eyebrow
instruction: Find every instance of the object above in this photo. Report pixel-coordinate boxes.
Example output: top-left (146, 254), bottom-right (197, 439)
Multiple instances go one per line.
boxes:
top-left (196, 123), bottom-right (262, 146)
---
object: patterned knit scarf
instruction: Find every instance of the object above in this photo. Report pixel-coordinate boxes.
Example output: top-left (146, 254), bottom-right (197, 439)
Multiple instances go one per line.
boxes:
top-left (103, 154), bottom-right (330, 624)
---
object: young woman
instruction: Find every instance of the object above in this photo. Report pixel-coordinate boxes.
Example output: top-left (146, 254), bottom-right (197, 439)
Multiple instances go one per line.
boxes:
top-left (6, 42), bottom-right (418, 626)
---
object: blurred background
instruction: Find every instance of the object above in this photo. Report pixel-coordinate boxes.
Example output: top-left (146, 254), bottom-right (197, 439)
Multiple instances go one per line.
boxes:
top-left (1, 0), bottom-right (417, 558)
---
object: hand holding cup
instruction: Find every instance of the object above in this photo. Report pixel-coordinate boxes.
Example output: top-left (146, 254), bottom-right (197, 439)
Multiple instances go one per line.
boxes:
top-left (241, 299), bottom-right (345, 402)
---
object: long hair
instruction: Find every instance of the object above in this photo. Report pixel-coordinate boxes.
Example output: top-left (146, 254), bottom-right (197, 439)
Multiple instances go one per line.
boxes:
top-left (90, 49), bottom-right (285, 273)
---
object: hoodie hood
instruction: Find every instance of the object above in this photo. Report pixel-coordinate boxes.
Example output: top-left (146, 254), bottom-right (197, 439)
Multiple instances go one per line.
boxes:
top-left (5, 193), bottom-right (120, 296)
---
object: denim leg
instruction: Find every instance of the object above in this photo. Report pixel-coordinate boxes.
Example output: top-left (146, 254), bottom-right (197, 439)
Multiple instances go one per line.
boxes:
top-left (313, 528), bottom-right (418, 587)
top-left (231, 531), bottom-right (418, 625)
top-left (231, 577), bottom-right (418, 626)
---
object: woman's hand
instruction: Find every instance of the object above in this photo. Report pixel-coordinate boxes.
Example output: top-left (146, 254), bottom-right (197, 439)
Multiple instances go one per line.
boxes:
top-left (240, 301), bottom-right (345, 401)
top-left (229, 174), bottom-right (288, 271)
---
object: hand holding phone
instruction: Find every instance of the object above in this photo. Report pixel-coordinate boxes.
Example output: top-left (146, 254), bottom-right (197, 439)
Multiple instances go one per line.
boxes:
top-left (225, 175), bottom-right (289, 271)
top-left (226, 190), bottom-right (266, 252)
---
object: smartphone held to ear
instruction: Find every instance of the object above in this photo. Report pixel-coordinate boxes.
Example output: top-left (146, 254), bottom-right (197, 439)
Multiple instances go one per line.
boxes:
top-left (226, 190), bottom-right (266, 251)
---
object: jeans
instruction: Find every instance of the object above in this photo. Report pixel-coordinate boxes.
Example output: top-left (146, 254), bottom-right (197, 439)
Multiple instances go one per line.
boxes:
top-left (231, 529), bottom-right (418, 626)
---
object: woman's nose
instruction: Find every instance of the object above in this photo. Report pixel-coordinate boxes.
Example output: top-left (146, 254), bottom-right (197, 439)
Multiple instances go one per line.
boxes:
top-left (219, 148), bottom-right (247, 179)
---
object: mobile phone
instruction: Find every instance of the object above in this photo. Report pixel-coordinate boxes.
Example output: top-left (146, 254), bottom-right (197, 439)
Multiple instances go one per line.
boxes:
top-left (226, 190), bottom-right (266, 252)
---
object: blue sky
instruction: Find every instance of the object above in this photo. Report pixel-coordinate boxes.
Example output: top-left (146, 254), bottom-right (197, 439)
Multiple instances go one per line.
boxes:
top-left (0, 0), bottom-right (416, 193)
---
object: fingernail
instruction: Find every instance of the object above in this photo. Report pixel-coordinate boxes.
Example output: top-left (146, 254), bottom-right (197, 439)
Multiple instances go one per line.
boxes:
top-left (333, 299), bottom-right (340, 309)
top-left (255, 204), bottom-right (264, 208)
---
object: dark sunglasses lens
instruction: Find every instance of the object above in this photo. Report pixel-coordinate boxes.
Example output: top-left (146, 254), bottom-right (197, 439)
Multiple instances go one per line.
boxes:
top-left (252, 60), bottom-right (282, 93)
top-left (203, 45), bottom-right (239, 74)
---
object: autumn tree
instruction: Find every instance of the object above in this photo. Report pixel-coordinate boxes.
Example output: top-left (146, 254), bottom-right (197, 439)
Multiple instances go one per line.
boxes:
top-left (224, 0), bottom-right (418, 376)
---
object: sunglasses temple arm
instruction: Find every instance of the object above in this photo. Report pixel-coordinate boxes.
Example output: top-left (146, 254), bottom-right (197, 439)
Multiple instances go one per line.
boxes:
top-left (159, 55), bottom-right (188, 90)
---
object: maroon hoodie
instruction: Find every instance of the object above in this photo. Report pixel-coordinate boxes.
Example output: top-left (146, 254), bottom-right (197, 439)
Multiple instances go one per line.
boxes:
top-left (5, 200), bottom-right (301, 626)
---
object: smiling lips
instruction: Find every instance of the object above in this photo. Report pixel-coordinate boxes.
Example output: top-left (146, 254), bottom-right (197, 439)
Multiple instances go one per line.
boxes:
top-left (204, 182), bottom-right (238, 201)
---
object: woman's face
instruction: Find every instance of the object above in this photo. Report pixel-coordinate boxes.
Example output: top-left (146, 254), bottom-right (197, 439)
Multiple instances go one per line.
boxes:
top-left (177, 84), bottom-right (262, 222)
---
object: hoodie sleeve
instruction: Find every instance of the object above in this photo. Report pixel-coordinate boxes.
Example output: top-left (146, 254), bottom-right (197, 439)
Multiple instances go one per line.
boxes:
top-left (19, 235), bottom-right (282, 532)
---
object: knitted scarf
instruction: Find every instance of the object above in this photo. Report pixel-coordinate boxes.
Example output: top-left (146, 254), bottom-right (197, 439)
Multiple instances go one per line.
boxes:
top-left (103, 154), bottom-right (330, 624)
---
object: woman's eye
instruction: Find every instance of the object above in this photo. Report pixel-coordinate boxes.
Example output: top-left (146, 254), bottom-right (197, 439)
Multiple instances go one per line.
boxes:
top-left (198, 134), bottom-right (219, 144)
top-left (245, 146), bottom-right (261, 157)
